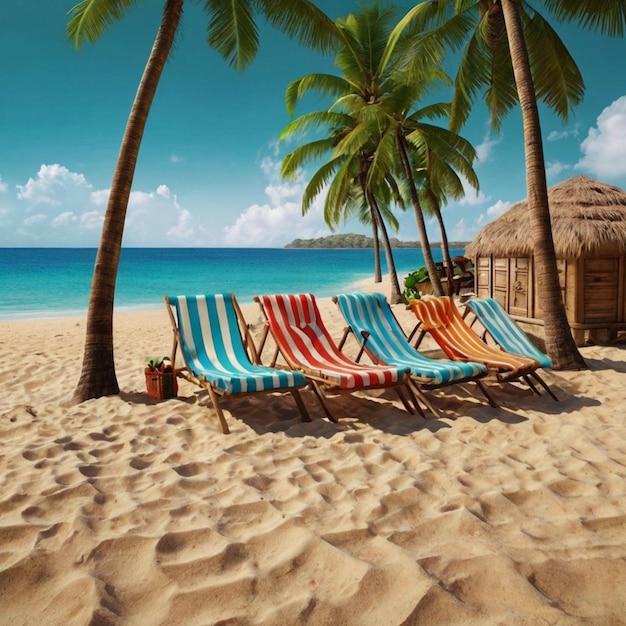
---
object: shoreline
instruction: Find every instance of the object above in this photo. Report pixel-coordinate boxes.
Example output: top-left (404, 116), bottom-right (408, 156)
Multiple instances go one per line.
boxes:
top-left (2, 276), bottom-right (625, 623)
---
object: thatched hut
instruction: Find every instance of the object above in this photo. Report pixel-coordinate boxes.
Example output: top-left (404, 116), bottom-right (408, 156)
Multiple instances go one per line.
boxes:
top-left (466, 175), bottom-right (626, 345)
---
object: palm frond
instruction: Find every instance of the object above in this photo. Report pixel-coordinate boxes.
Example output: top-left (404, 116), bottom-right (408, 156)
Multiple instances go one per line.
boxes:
top-left (284, 74), bottom-right (349, 116)
top-left (281, 137), bottom-right (337, 179)
top-left (280, 110), bottom-right (353, 141)
top-left (450, 13), bottom-right (502, 132)
top-left (543, 0), bottom-right (626, 36)
top-left (523, 9), bottom-right (585, 119)
top-left (259, 0), bottom-right (342, 55)
top-left (66, 0), bottom-right (140, 47)
top-left (301, 156), bottom-right (344, 215)
top-left (206, 0), bottom-right (258, 71)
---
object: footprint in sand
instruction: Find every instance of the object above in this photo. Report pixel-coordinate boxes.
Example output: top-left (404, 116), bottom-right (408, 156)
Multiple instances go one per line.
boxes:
top-left (130, 455), bottom-right (157, 470)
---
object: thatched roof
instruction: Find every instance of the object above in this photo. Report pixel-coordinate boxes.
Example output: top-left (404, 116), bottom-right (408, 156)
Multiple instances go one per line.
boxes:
top-left (466, 175), bottom-right (626, 259)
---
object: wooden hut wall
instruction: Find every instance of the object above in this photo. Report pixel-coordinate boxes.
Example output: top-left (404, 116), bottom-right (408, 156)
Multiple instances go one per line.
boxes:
top-left (534, 258), bottom-right (571, 322)
top-left (474, 255), bottom-right (532, 318)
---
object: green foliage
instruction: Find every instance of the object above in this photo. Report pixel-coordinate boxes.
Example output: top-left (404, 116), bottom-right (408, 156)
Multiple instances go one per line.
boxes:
top-left (403, 263), bottom-right (442, 300)
top-left (145, 356), bottom-right (164, 371)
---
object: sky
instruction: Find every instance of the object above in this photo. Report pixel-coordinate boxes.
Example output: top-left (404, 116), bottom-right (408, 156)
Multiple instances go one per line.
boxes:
top-left (1, 1), bottom-right (625, 248)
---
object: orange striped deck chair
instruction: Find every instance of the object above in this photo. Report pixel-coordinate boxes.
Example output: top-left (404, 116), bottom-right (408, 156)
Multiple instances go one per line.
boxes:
top-left (410, 296), bottom-right (540, 383)
top-left (254, 293), bottom-right (418, 421)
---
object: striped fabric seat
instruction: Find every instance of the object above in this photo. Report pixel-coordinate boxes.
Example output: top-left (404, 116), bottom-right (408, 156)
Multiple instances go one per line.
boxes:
top-left (255, 293), bottom-right (416, 420)
top-left (334, 292), bottom-right (487, 386)
top-left (165, 294), bottom-right (310, 433)
top-left (463, 296), bottom-right (558, 401)
top-left (464, 297), bottom-right (552, 368)
top-left (410, 296), bottom-right (539, 381)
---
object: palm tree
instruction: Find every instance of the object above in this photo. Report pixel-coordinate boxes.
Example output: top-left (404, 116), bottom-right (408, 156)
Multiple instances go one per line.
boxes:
top-left (397, 0), bottom-right (626, 369)
top-left (284, 5), bottom-right (454, 297)
top-left (408, 111), bottom-right (480, 290)
top-left (66, 0), bottom-right (338, 401)
top-left (280, 108), bottom-right (406, 301)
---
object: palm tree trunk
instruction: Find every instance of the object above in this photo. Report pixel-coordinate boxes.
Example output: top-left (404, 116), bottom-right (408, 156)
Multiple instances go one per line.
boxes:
top-left (427, 188), bottom-right (455, 295)
top-left (72, 0), bottom-right (184, 402)
top-left (370, 216), bottom-right (383, 282)
top-left (368, 191), bottom-right (404, 303)
top-left (500, 0), bottom-right (585, 370)
top-left (397, 132), bottom-right (444, 296)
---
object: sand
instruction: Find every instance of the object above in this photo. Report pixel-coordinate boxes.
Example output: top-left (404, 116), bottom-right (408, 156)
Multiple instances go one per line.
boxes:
top-left (1, 279), bottom-right (626, 625)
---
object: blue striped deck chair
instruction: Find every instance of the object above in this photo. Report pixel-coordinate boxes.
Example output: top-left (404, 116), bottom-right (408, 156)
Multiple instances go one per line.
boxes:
top-left (464, 297), bottom-right (558, 401)
top-left (165, 294), bottom-right (311, 433)
top-left (332, 292), bottom-right (498, 416)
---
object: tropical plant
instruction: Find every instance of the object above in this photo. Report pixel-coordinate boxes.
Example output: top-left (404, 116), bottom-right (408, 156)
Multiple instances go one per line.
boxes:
top-left (283, 5), bottom-right (468, 299)
top-left (396, 0), bottom-right (626, 369)
top-left (66, 0), bottom-right (338, 401)
top-left (281, 107), bottom-right (406, 301)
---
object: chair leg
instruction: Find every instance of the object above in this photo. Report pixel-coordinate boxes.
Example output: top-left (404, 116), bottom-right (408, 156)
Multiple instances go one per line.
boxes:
top-left (206, 386), bottom-right (230, 434)
top-left (408, 380), bottom-right (438, 418)
top-left (395, 384), bottom-right (421, 416)
top-left (522, 374), bottom-right (542, 396)
top-left (290, 389), bottom-right (312, 422)
top-left (475, 379), bottom-right (498, 408)
top-left (310, 381), bottom-right (338, 423)
top-left (529, 371), bottom-right (559, 401)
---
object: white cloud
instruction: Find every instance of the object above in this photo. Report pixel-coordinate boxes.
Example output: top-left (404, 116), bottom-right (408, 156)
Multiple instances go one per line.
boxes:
top-left (577, 96), bottom-right (626, 178)
top-left (23, 213), bottom-right (47, 226)
top-left (451, 198), bottom-right (513, 241)
top-left (546, 161), bottom-right (571, 178)
top-left (475, 133), bottom-right (501, 164)
top-left (459, 175), bottom-right (489, 206)
top-left (91, 189), bottom-right (109, 206)
top-left (224, 154), bottom-right (329, 246)
top-left (0, 176), bottom-right (7, 193)
top-left (51, 211), bottom-right (78, 228)
top-left (547, 125), bottom-right (579, 142)
top-left (224, 195), bottom-right (328, 246)
top-left (2, 163), bottom-right (203, 246)
top-left (486, 199), bottom-right (512, 219)
top-left (16, 164), bottom-right (92, 207)
top-left (169, 154), bottom-right (183, 163)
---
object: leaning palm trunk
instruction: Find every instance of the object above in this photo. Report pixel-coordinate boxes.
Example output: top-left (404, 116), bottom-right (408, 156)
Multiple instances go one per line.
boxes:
top-left (397, 132), bottom-right (444, 295)
top-left (426, 187), bottom-right (455, 295)
top-left (73, 0), bottom-right (184, 402)
top-left (367, 191), bottom-right (404, 303)
top-left (500, 0), bottom-right (585, 370)
top-left (370, 217), bottom-right (383, 283)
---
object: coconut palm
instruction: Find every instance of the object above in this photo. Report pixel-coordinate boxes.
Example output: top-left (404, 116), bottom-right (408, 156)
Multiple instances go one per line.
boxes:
top-left (396, 0), bottom-right (626, 369)
top-left (66, 0), bottom-right (338, 401)
top-left (284, 5), bottom-right (455, 296)
top-left (280, 108), bottom-right (406, 302)
top-left (408, 110), bottom-right (480, 290)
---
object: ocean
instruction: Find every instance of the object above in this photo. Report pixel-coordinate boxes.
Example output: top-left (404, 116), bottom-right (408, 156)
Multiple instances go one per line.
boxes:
top-left (0, 247), bottom-right (464, 320)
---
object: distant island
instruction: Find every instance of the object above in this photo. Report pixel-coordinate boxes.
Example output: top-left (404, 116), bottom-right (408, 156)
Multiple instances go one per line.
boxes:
top-left (285, 234), bottom-right (470, 249)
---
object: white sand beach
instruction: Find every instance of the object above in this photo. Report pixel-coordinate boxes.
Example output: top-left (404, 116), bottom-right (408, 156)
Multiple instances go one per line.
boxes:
top-left (1, 279), bottom-right (626, 625)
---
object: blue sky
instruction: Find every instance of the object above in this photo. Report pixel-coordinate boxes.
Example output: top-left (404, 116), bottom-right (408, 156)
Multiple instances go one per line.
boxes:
top-left (1, 1), bottom-right (625, 248)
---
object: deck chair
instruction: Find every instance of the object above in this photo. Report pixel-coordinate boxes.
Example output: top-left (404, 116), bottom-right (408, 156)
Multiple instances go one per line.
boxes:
top-left (463, 296), bottom-right (558, 401)
top-left (254, 293), bottom-right (417, 421)
top-left (165, 294), bottom-right (311, 434)
top-left (332, 292), bottom-right (497, 414)
top-left (410, 296), bottom-right (542, 390)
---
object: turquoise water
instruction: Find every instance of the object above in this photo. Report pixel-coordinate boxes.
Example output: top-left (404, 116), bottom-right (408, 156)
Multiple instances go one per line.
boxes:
top-left (0, 247), bottom-right (463, 320)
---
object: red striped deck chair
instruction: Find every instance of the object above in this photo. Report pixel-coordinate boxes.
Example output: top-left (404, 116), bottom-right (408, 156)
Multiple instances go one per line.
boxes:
top-left (410, 296), bottom-right (540, 384)
top-left (254, 293), bottom-right (417, 421)
top-left (165, 294), bottom-right (311, 434)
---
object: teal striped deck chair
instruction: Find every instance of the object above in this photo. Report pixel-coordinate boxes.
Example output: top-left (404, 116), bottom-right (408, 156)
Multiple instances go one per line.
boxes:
top-left (165, 294), bottom-right (311, 433)
top-left (333, 292), bottom-right (497, 415)
top-left (464, 297), bottom-right (558, 401)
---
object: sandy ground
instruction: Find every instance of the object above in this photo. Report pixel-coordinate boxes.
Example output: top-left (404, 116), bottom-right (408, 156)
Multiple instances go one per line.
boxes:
top-left (1, 278), bottom-right (626, 625)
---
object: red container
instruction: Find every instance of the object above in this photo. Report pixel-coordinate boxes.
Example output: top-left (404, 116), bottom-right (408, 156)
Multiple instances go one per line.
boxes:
top-left (145, 367), bottom-right (178, 399)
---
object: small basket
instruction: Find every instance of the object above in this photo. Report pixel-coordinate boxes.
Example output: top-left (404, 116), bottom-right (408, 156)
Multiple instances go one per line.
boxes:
top-left (145, 367), bottom-right (178, 400)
